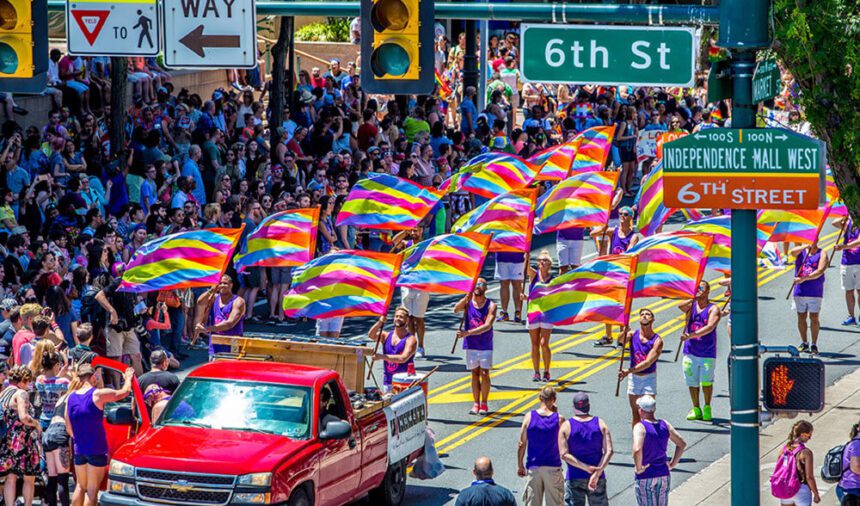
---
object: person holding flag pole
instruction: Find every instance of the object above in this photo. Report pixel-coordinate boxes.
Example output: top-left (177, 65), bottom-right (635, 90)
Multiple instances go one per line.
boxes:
top-left (831, 216), bottom-right (860, 326)
top-left (677, 281), bottom-right (721, 422)
top-left (369, 306), bottom-right (417, 394)
top-left (595, 206), bottom-right (639, 347)
top-left (617, 308), bottom-right (664, 427)
top-left (454, 277), bottom-right (497, 416)
top-left (523, 250), bottom-right (556, 383)
top-left (787, 236), bottom-right (828, 355)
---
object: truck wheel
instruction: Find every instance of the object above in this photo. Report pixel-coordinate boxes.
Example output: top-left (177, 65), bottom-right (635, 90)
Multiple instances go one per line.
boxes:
top-left (369, 459), bottom-right (407, 506)
top-left (288, 487), bottom-right (311, 506)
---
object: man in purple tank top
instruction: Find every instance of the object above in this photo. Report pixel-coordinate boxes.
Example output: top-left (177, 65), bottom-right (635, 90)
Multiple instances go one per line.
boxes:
top-left (678, 281), bottom-right (721, 422)
top-left (790, 238), bottom-right (828, 354)
top-left (833, 217), bottom-right (860, 326)
top-left (369, 307), bottom-right (417, 393)
top-left (517, 386), bottom-right (564, 506)
top-left (632, 395), bottom-right (686, 506)
top-left (195, 275), bottom-right (246, 359)
top-left (454, 277), bottom-right (497, 415)
top-left (559, 392), bottom-right (613, 506)
top-left (618, 308), bottom-right (664, 426)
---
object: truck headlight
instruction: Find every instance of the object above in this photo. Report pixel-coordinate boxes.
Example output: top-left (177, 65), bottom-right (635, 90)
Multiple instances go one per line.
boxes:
top-left (109, 480), bottom-right (136, 496)
top-left (108, 460), bottom-right (135, 478)
top-left (237, 472), bottom-right (272, 487)
top-left (232, 492), bottom-right (271, 504)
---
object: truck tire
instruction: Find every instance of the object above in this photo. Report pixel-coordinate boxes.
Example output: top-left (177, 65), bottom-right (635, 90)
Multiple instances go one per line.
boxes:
top-left (288, 487), bottom-right (311, 506)
top-left (369, 459), bottom-right (407, 506)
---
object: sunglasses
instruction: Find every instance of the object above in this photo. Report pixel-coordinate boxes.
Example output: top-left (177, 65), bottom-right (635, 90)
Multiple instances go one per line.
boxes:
top-left (475, 282), bottom-right (487, 287)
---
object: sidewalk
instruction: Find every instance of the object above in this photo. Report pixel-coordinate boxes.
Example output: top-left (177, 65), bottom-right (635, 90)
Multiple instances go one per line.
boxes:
top-left (670, 366), bottom-right (860, 505)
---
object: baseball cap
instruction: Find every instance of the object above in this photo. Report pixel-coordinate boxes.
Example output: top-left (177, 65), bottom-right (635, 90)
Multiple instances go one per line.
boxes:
top-left (0, 298), bottom-right (18, 311)
top-left (330, 58), bottom-right (340, 65)
top-left (637, 395), bottom-right (657, 413)
top-left (572, 392), bottom-right (590, 416)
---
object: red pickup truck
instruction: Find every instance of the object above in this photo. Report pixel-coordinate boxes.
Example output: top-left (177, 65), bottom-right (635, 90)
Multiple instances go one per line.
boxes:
top-left (96, 358), bottom-right (427, 506)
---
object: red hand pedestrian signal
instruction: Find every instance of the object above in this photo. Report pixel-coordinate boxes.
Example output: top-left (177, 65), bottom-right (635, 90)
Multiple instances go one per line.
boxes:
top-left (763, 357), bottom-right (824, 413)
top-left (769, 364), bottom-right (794, 406)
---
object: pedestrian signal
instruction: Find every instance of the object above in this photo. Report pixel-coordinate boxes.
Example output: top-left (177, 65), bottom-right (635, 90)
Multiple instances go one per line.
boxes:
top-left (763, 357), bottom-right (825, 413)
top-left (360, 0), bottom-right (434, 94)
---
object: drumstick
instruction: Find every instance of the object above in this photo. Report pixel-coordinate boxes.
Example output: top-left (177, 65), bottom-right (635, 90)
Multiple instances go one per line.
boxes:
top-left (407, 365), bottom-right (440, 389)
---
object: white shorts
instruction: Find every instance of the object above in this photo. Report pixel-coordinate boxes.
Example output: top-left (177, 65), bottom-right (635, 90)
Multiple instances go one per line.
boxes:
top-left (780, 484), bottom-right (812, 505)
top-left (401, 287), bottom-right (430, 318)
top-left (315, 316), bottom-right (344, 334)
top-left (495, 261), bottom-right (524, 281)
top-left (792, 296), bottom-right (822, 314)
top-left (627, 372), bottom-right (657, 396)
top-left (465, 349), bottom-right (493, 370)
top-left (557, 238), bottom-right (584, 267)
top-left (842, 264), bottom-right (860, 291)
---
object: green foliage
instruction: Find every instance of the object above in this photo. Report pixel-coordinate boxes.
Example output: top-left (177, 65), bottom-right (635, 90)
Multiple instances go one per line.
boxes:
top-left (295, 17), bottom-right (351, 42)
top-left (772, 0), bottom-right (860, 215)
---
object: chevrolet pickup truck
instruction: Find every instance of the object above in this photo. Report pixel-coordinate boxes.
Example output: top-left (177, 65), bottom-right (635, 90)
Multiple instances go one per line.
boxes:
top-left (96, 357), bottom-right (427, 506)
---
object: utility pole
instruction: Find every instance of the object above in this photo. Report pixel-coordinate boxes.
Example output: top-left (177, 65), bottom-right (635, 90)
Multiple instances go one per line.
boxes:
top-left (462, 20), bottom-right (478, 93)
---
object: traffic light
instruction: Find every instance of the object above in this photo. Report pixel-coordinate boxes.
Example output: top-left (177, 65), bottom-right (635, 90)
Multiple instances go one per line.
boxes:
top-left (360, 0), bottom-right (434, 95)
top-left (763, 357), bottom-right (825, 413)
top-left (0, 0), bottom-right (46, 92)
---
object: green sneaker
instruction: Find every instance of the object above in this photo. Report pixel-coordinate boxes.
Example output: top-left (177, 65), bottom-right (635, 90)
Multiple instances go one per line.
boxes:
top-left (686, 407), bottom-right (703, 420)
top-left (702, 405), bottom-right (713, 422)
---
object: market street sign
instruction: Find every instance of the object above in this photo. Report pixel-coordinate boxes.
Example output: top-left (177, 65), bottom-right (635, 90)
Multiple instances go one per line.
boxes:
top-left (663, 128), bottom-right (825, 210)
top-left (752, 59), bottom-right (780, 103)
top-left (67, 0), bottom-right (160, 56)
top-left (520, 24), bottom-right (696, 87)
top-left (162, 0), bottom-right (256, 68)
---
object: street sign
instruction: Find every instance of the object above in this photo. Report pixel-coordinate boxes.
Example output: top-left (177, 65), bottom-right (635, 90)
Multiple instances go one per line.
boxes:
top-left (162, 0), bottom-right (256, 68)
top-left (763, 357), bottom-right (825, 413)
top-left (519, 24), bottom-right (696, 87)
top-left (67, 0), bottom-right (160, 56)
top-left (752, 59), bottom-right (780, 103)
top-left (663, 128), bottom-right (825, 210)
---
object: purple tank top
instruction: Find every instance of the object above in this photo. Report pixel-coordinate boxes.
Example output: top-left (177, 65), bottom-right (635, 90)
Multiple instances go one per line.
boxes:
top-left (794, 248), bottom-right (825, 298)
top-left (566, 417), bottom-right (604, 480)
top-left (530, 270), bottom-right (554, 292)
top-left (684, 302), bottom-right (717, 358)
top-left (464, 298), bottom-right (493, 351)
top-left (842, 220), bottom-right (860, 265)
top-left (382, 331), bottom-right (414, 385)
top-left (496, 252), bottom-right (525, 264)
top-left (526, 410), bottom-right (562, 469)
top-left (209, 294), bottom-right (243, 355)
top-left (636, 419), bottom-right (670, 479)
top-left (67, 388), bottom-right (108, 456)
top-left (558, 227), bottom-right (584, 241)
top-left (630, 330), bottom-right (660, 375)
top-left (610, 228), bottom-right (632, 255)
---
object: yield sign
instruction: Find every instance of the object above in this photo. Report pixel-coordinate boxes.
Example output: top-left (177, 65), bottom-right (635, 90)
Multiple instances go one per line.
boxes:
top-left (71, 9), bottom-right (109, 46)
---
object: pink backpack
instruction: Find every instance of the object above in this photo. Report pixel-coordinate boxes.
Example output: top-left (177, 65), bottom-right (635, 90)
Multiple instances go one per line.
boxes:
top-left (770, 443), bottom-right (804, 499)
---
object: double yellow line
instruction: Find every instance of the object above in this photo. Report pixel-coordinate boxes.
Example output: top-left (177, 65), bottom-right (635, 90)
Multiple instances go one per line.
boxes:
top-left (431, 230), bottom-right (840, 456)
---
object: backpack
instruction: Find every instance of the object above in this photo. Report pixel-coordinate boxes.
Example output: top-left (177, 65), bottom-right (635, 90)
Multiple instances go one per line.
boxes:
top-left (80, 287), bottom-right (106, 329)
top-left (770, 443), bottom-right (804, 499)
top-left (821, 442), bottom-right (852, 483)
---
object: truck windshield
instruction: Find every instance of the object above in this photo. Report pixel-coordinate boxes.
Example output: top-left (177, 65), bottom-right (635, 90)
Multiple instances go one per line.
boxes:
top-left (158, 378), bottom-right (311, 439)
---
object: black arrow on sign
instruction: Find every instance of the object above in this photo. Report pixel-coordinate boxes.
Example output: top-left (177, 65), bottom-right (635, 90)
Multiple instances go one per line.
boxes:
top-left (179, 24), bottom-right (240, 58)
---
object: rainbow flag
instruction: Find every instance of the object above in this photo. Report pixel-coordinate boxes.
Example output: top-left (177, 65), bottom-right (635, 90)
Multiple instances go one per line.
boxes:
top-left (682, 215), bottom-right (773, 271)
top-left (570, 125), bottom-right (616, 173)
top-left (627, 231), bottom-right (713, 299)
top-left (636, 163), bottom-right (704, 237)
top-left (527, 255), bottom-right (636, 327)
top-left (759, 206), bottom-right (832, 244)
top-left (826, 168), bottom-right (848, 218)
top-left (336, 173), bottom-right (443, 230)
top-left (528, 138), bottom-right (582, 181)
top-left (234, 208), bottom-right (319, 273)
top-left (397, 233), bottom-right (493, 294)
top-left (534, 171), bottom-right (618, 235)
top-left (435, 69), bottom-right (453, 100)
top-left (119, 227), bottom-right (244, 292)
top-left (459, 154), bottom-right (539, 199)
top-left (439, 152), bottom-right (502, 194)
top-left (453, 188), bottom-right (537, 252)
top-left (282, 250), bottom-right (402, 319)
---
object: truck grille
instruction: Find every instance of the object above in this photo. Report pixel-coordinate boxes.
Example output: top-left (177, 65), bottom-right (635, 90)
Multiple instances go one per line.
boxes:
top-left (135, 468), bottom-right (236, 505)
top-left (137, 484), bottom-right (231, 504)
top-left (136, 469), bottom-right (236, 486)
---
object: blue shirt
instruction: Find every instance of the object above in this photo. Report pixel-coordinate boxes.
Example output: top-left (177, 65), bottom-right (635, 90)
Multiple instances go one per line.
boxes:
top-left (459, 99), bottom-right (478, 134)
top-left (455, 480), bottom-right (516, 506)
top-left (181, 158), bottom-right (207, 205)
top-left (6, 166), bottom-right (30, 194)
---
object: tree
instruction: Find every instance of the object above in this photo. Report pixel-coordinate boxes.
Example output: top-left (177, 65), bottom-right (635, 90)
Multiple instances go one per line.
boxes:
top-left (109, 57), bottom-right (128, 166)
top-left (772, 0), bottom-right (860, 217)
top-left (269, 16), bottom-right (291, 161)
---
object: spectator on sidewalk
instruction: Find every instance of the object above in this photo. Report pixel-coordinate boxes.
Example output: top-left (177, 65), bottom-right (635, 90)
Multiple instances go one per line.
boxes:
top-left (632, 395), bottom-right (686, 506)
top-left (456, 456), bottom-right (516, 506)
top-left (517, 386), bottom-right (564, 506)
top-left (559, 392), bottom-right (613, 506)
top-left (837, 421), bottom-right (860, 503)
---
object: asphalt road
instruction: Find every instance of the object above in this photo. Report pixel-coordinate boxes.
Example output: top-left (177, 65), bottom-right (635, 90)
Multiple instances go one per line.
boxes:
top-left (173, 220), bottom-right (860, 505)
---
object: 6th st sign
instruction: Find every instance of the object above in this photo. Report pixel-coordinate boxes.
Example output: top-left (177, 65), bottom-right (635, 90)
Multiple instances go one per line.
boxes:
top-left (163, 0), bottom-right (256, 68)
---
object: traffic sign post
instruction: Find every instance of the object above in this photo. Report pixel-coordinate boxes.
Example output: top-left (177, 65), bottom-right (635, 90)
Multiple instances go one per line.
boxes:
top-left (662, 128), bottom-right (825, 210)
top-left (162, 0), bottom-right (256, 68)
top-left (752, 59), bottom-right (780, 103)
top-left (519, 24), bottom-right (696, 86)
top-left (67, 0), bottom-right (160, 56)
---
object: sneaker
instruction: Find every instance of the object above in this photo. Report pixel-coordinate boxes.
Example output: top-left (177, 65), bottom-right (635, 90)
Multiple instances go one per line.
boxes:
top-left (478, 403), bottom-right (488, 415)
top-left (543, 371), bottom-right (551, 382)
top-left (514, 313), bottom-right (523, 324)
top-left (843, 316), bottom-right (857, 326)
top-left (593, 336), bottom-right (614, 347)
top-left (686, 407), bottom-right (703, 421)
top-left (798, 342), bottom-right (810, 352)
top-left (498, 311), bottom-right (510, 322)
top-left (702, 405), bottom-right (713, 422)
top-left (469, 403), bottom-right (479, 415)
top-left (810, 344), bottom-right (819, 355)
top-left (532, 372), bottom-right (541, 382)
top-left (415, 347), bottom-right (425, 359)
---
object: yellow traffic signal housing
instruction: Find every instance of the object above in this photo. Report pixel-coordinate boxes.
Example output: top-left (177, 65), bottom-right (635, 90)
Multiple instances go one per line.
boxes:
top-left (361, 0), bottom-right (433, 94)
top-left (0, 0), bottom-right (34, 78)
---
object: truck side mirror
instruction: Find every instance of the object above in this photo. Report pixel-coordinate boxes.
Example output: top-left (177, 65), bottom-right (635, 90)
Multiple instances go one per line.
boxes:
top-left (105, 404), bottom-right (135, 425)
top-left (319, 420), bottom-right (351, 440)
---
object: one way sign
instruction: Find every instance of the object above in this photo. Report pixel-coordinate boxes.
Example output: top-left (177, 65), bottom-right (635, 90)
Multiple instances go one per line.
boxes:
top-left (162, 0), bottom-right (256, 68)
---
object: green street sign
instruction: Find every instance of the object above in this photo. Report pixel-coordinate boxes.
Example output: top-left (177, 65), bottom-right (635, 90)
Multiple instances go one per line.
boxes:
top-left (752, 59), bottom-right (780, 103)
top-left (520, 24), bottom-right (696, 87)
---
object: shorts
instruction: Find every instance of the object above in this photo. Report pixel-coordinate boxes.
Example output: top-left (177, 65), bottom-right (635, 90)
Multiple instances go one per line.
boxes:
top-left (315, 316), bottom-right (344, 334)
top-left (683, 354), bottom-right (715, 387)
top-left (106, 327), bottom-right (140, 357)
top-left (269, 267), bottom-right (292, 285)
top-left (64, 80), bottom-right (88, 95)
top-left (528, 312), bottom-right (554, 330)
top-left (523, 466), bottom-right (564, 506)
top-left (792, 296), bottom-right (822, 314)
top-left (465, 349), bottom-right (493, 370)
top-left (239, 267), bottom-right (261, 288)
top-left (74, 453), bottom-right (109, 467)
top-left (627, 372), bottom-right (657, 396)
top-left (841, 264), bottom-right (860, 291)
top-left (619, 145), bottom-right (637, 163)
top-left (42, 421), bottom-right (70, 452)
top-left (495, 261), bottom-right (524, 281)
top-left (566, 478), bottom-right (609, 506)
top-left (401, 287), bottom-right (430, 318)
top-left (780, 484), bottom-right (812, 505)
top-left (557, 238), bottom-right (584, 267)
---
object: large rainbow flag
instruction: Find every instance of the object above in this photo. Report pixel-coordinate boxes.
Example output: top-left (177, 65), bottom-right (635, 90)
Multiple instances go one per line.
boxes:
top-left (438, 152), bottom-right (505, 194)
top-left (635, 163), bottom-right (703, 237)
top-left (336, 173), bottom-right (443, 230)
top-left (534, 171), bottom-right (618, 235)
top-left (528, 138), bottom-right (582, 181)
top-left (397, 233), bottom-right (493, 294)
top-left (682, 215), bottom-right (773, 271)
top-left (826, 168), bottom-right (848, 218)
top-left (758, 206), bottom-right (832, 244)
top-left (458, 154), bottom-right (540, 199)
top-left (453, 188), bottom-right (537, 252)
top-left (120, 227), bottom-right (244, 292)
top-left (627, 231), bottom-right (713, 299)
top-left (234, 208), bottom-right (319, 273)
top-left (282, 250), bottom-right (402, 319)
top-left (570, 125), bottom-right (616, 173)
top-left (527, 254), bottom-right (636, 327)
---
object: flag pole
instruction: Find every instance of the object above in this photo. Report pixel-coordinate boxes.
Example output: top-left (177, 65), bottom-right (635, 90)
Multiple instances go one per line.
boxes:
top-left (614, 325), bottom-right (629, 397)
top-left (675, 296), bottom-right (695, 363)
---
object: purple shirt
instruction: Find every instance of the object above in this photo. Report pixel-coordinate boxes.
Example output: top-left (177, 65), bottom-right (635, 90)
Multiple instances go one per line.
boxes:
top-left (383, 331), bottom-right (414, 386)
top-left (209, 294), bottom-right (243, 355)
top-left (68, 388), bottom-right (108, 456)
top-left (566, 417), bottom-right (604, 480)
top-left (841, 439), bottom-right (860, 490)
top-left (794, 248), bottom-right (825, 298)
top-left (630, 330), bottom-right (660, 375)
top-left (610, 227), bottom-right (632, 255)
top-left (684, 303), bottom-right (717, 358)
top-left (842, 220), bottom-right (860, 266)
top-left (464, 298), bottom-right (493, 351)
top-left (526, 410), bottom-right (562, 469)
top-left (558, 227), bottom-right (584, 241)
top-left (636, 419), bottom-right (670, 480)
top-left (496, 252), bottom-right (525, 264)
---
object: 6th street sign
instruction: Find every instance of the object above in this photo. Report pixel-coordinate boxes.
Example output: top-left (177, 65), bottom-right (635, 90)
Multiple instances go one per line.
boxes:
top-left (520, 24), bottom-right (696, 87)
top-left (663, 128), bottom-right (825, 210)
top-left (163, 0), bottom-right (256, 68)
